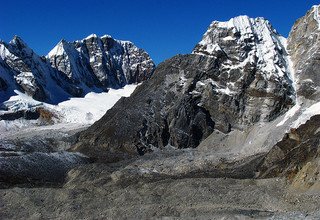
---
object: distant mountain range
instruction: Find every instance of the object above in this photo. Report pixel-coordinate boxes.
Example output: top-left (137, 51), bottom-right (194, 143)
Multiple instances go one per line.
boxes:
top-left (0, 34), bottom-right (155, 104)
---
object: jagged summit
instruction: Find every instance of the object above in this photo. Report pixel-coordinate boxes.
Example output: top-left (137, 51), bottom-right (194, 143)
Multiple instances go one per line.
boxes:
top-left (0, 34), bottom-right (155, 104)
top-left (85, 33), bottom-right (98, 40)
top-left (48, 34), bottom-right (155, 89)
top-left (9, 35), bottom-right (26, 46)
top-left (47, 39), bottom-right (73, 57)
top-left (1, 35), bottom-right (32, 57)
top-left (193, 15), bottom-right (290, 80)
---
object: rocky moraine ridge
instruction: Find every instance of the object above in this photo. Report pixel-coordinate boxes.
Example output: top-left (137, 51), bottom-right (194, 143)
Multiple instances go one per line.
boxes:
top-left (1, 5), bottom-right (320, 219)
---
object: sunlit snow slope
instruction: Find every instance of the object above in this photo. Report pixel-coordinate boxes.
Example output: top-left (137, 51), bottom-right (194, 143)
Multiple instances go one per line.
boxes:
top-left (0, 84), bottom-right (138, 131)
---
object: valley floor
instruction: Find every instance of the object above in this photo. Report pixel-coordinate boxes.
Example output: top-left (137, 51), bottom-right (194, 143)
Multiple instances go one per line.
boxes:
top-left (1, 87), bottom-right (320, 219)
top-left (0, 123), bottom-right (318, 219)
top-left (1, 169), bottom-right (320, 219)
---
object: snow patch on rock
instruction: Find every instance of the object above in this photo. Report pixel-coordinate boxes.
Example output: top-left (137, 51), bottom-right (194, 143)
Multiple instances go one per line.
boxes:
top-left (313, 5), bottom-right (320, 29)
top-left (85, 34), bottom-right (98, 40)
top-left (293, 102), bottom-right (320, 128)
top-left (57, 84), bottom-right (138, 123)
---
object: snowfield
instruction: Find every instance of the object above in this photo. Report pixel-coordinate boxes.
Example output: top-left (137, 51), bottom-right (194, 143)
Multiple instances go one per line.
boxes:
top-left (56, 84), bottom-right (138, 123)
top-left (0, 84), bottom-right (138, 131)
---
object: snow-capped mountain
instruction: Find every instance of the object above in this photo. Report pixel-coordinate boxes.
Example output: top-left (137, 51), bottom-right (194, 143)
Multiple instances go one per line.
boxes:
top-left (74, 16), bottom-right (296, 160)
top-left (0, 34), bottom-right (155, 105)
top-left (193, 15), bottom-right (291, 79)
top-left (48, 34), bottom-right (155, 90)
top-left (0, 36), bottom-right (72, 104)
top-left (193, 15), bottom-right (295, 123)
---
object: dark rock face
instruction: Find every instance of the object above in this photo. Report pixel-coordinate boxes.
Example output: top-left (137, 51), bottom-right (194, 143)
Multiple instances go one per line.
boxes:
top-left (74, 55), bottom-right (220, 161)
top-left (0, 35), bottom-right (155, 104)
top-left (0, 77), bottom-right (7, 91)
top-left (0, 58), bottom-right (16, 103)
top-left (288, 6), bottom-right (320, 101)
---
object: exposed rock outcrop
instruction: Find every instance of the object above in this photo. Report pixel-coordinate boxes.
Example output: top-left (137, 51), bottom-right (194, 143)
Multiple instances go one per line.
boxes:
top-left (257, 114), bottom-right (320, 178)
top-left (288, 5), bottom-right (320, 101)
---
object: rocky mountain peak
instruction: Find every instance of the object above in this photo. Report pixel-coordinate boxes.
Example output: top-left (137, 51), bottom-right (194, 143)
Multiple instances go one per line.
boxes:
top-left (74, 17), bottom-right (296, 160)
top-left (9, 35), bottom-right (28, 48)
top-left (48, 39), bottom-right (74, 57)
top-left (84, 33), bottom-right (98, 40)
top-left (0, 36), bottom-right (40, 65)
top-left (193, 15), bottom-right (290, 81)
top-left (48, 34), bottom-right (155, 89)
top-left (191, 16), bottom-right (295, 122)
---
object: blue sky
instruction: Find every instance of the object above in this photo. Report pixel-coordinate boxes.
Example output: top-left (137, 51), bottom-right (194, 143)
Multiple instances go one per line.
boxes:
top-left (1, 0), bottom-right (319, 64)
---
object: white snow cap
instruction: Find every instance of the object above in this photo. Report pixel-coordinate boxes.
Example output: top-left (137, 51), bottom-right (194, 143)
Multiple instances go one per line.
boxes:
top-left (101, 34), bottom-right (112, 39)
top-left (47, 40), bottom-right (66, 57)
top-left (215, 15), bottom-right (254, 29)
top-left (9, 35), bottom-right (27, 47)
top-left (199, 15), bottom-right (277, 46)
top-left (85, 34), bottom-right (98, 40)
top-left (193, 15), bottom-right (290, 80)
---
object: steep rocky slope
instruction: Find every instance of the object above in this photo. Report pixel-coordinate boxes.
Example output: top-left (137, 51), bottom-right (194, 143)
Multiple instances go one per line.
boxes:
top-left (288, 5), bottom-right (320, 101)
top-left (74, 16), bottom-right (295, 161)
